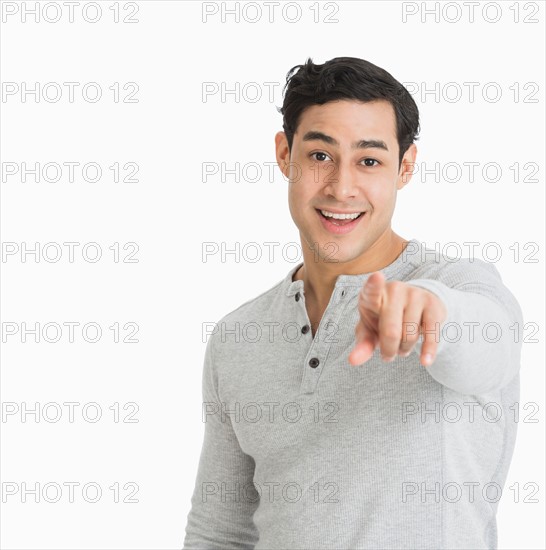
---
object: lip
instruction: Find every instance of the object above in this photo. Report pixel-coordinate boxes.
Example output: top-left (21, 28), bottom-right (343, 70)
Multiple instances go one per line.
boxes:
top-left (315, 208), bottom-right (366, 235)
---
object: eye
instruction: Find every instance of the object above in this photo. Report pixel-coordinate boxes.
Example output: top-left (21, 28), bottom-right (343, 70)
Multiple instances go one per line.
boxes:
top-left (309, 151), bottom-right (332, 162)
top-left (362, 158), bottom-right (380, 167)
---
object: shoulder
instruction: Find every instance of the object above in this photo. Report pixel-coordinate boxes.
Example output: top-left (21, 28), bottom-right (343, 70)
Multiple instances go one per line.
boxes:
top-left (405, 240), bottom-right (523, 320)
top-left (406, 241), bottom-right (504, 290)
top-left (208, 274), bottom-right (288, 350)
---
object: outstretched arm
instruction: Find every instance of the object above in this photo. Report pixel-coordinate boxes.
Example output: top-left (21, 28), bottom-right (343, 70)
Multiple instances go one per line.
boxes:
top-left (348, 261), bottom-right (524, 394)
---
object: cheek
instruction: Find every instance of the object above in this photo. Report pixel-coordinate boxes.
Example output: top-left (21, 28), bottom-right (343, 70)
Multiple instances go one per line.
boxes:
top-left (366, 190), bottom-right (385, 210)
top-left (289, 180), bottom-right (311, 206)
top-left (287, 186), bottom-right (306, 221)
top-left (368, 183), bottom-right (397, 207)
top-left (289, 161), bottom-right (307, 184)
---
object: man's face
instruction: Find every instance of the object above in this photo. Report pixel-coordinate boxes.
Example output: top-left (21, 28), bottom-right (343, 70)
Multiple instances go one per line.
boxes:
top-left (275, 99), bottom-right (416, 264)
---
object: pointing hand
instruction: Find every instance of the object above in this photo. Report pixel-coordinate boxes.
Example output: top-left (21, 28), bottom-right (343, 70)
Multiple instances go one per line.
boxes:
top-left (348, 271), bottom-right (447, 367)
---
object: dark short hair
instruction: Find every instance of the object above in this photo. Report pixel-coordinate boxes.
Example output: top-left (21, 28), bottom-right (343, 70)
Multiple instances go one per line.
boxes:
top-left (277, 57), bottom-right (420, 169)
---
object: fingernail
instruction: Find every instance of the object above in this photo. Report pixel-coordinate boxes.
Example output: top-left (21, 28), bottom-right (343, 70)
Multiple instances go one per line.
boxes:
top-left (422, 353), bottom-right (433, 366)
top-left (382, 355), bottom-right (394, 362)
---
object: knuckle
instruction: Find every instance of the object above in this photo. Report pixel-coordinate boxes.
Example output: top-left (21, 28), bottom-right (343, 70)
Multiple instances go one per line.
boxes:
top-left (382, 325), bottom-right (400, 340)
top-left (400, 332), bottom-right (418, 345)
top-left (388, 280), bottom-right (403, 292)
top-left (401, 321), bottom-right (419, 335)
top-left (408, 287), bottom-right (423, 302)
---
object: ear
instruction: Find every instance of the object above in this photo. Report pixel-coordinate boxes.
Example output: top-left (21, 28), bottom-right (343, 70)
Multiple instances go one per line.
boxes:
top-left (275, 131), bottom-right (291, 180)
top-left (397, 143), bottom-right (417, 190)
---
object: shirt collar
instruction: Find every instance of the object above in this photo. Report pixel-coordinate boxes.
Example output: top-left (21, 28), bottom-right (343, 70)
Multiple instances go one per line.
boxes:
top-left (284, 238), bottom-right (422, 297)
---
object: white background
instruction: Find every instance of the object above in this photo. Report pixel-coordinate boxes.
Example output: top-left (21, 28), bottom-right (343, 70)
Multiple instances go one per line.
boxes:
top-left (0, 0), bottom-right (544, 548)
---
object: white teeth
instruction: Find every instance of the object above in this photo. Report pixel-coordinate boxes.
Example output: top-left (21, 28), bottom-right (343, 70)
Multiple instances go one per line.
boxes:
top-left (320, 209), bottom-right (362, 220)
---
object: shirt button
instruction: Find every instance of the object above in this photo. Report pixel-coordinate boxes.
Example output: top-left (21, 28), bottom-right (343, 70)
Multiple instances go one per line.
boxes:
top-left (295, 291), bottom-right (301, 301)
top-left (309, 357), bottom-right (320, 368)
top-left (301, 324), bottom-right (310, 334)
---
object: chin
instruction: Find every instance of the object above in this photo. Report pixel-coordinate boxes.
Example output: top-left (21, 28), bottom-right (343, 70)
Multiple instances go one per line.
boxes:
top-left (315, 241), bottom-right (362, 264)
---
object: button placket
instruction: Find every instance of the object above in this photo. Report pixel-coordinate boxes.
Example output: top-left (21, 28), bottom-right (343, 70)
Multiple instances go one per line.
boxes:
top-left (292, 288), bottom-right (312, 337)
top-left (299, 286), bottom-right (349, 394)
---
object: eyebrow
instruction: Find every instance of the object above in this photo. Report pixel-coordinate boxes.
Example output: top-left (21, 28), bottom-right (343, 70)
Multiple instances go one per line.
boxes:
top-left (302, 130), bottom-right (389, 152)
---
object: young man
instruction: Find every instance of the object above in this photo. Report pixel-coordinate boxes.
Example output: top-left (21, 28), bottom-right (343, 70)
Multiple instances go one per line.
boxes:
top-left (183, 57), bottom-right (524, 549)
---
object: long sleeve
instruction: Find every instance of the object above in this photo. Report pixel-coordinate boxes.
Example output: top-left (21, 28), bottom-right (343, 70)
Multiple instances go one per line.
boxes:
top-left (183, 336), bottom-right (260, 549)
top-left (406, 259), bottom-right (524, 395)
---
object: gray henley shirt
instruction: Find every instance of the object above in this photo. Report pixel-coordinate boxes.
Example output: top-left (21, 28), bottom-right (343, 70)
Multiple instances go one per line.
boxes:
top-left (183, 238), bottom-right (524, 550)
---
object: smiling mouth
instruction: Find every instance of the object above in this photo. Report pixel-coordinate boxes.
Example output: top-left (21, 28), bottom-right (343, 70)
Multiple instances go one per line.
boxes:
top-left (316, 208), bottom-right (365, 226)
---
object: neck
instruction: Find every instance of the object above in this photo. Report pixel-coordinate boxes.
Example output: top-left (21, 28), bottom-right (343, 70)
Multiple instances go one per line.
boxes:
top-left (293, 230), bottom-right (410, 312)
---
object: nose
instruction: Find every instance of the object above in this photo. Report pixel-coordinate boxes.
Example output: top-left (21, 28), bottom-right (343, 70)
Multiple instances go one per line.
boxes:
top-left (323, 161), bottom-right (359, 201)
